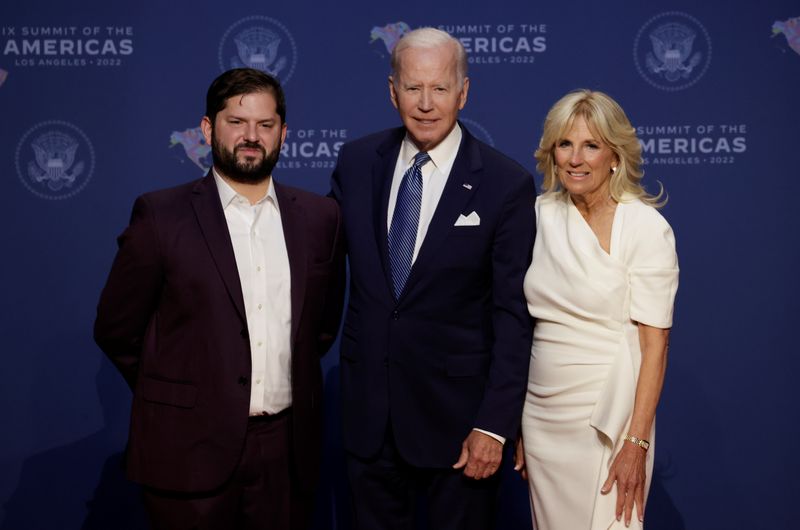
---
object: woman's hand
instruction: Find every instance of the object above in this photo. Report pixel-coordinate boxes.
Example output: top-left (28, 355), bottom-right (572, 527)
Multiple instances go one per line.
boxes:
top-left (600, 322), bottom-right (668, 526)
top-left (513, 435), bottom-right (528, 480)
top-left (601, 441), bottom-right (647, 526)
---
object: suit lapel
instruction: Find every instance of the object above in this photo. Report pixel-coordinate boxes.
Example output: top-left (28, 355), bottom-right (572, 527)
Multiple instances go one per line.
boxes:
top-left (191, 173), bottom-right (247, 323)
top-left (373, 129), bottom-right (405, 298)
top-left (401, 126), bottom-right (482, 299)
top-left (274, 181), bottom-right (307, 349)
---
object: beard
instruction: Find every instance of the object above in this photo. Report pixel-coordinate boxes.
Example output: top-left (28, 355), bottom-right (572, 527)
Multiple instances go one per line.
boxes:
top-left (211, 133), bottom-right (282, 185)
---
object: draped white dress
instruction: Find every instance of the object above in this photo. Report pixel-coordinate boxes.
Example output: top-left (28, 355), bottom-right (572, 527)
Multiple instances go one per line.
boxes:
top-left (521, 193), bottom-right (679, 530)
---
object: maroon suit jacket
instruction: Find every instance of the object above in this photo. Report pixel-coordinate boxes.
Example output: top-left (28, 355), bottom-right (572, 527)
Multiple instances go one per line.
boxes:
top-left (94, 173), bottom-right (345, 493)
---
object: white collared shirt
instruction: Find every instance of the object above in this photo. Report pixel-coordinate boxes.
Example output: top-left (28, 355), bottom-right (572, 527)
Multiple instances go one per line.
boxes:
top-left (387, 123), bottom-right (462, 263)
top-left (214, 170), bottom-right (292, 415)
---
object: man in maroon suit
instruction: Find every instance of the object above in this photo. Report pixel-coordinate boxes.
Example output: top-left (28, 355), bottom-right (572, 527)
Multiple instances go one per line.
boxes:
top-left (94, 68), bottom-right (345, 530)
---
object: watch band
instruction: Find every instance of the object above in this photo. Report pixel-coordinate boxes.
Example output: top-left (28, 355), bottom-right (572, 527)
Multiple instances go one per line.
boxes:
top-left (624, 434), bottom-right (650, 451)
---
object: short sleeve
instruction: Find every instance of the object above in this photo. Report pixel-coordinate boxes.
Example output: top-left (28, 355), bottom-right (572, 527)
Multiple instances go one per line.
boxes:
top-left (627, 206), bottom-right (679, 328)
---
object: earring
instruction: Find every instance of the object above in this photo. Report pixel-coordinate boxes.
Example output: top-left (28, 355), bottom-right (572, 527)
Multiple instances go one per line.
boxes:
top-left (611, 166), bottom-right (617, 173)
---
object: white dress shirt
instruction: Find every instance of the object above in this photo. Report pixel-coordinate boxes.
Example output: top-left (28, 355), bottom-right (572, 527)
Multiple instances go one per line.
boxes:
top-left (214, 170), bottom-right (292, 415)
top-left (385, 125), bottom-right (506, 445)
top-left (387, 124), bottom-right (462, 262)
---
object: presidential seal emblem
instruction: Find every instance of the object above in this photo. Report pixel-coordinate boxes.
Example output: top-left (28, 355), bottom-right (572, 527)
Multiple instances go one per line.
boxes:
top-left (634, 12), bottom-right (711, 91)
top-left (460, 118), bottom-right (495, 148)
top-left (15, 120), bottom-right (95, 200)
top-left (218, 16), bottom-right (297, 84)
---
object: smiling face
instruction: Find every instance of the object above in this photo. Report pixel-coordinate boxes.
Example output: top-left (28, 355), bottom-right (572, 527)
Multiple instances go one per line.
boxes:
top-left (389, 43), bottom-right (469, 152)
top-left (201, 90), bottom-right (287, 184)
top-left (554, 116), bottom-right (619, 203)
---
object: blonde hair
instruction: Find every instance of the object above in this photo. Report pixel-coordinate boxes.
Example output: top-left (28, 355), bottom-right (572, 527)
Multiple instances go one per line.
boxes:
top-left (534, 89), bottom-right (665, 207)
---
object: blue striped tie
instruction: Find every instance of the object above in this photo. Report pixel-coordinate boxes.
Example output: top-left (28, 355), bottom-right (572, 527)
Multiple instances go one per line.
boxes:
top-left (388, 151), bottom-right (430, 299)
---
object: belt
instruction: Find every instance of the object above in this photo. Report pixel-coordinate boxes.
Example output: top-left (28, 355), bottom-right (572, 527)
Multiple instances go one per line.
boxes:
top-left (248, 407), bottom-right (291, 423)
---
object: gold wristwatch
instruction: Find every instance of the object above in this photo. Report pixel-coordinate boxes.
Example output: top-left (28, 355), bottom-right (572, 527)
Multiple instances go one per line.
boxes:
top-left (624, 434), bottom-right (650, 451)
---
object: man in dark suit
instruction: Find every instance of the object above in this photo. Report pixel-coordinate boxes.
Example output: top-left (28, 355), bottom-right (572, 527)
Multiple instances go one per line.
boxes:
top-left (331, 28), bottom-right (536, 529)
top-left (94, 68), bottom-right (345, 530)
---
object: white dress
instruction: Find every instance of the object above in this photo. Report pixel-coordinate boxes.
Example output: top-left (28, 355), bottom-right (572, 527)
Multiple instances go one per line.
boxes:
top-left (521, 193), bottom-right (679, 530)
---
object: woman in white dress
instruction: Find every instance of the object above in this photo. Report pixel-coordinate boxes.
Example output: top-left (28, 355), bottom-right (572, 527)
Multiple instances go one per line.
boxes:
top-left (514, 90), bottom-right (679, 529)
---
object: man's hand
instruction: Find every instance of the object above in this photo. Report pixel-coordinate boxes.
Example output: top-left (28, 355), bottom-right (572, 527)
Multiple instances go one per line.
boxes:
top-left (452, 430), bottom-right (503, 479)
top-left (513, 435), bottom-right (527, 481)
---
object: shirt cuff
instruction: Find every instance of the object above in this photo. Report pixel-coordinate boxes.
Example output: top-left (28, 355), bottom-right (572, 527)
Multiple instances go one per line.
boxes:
top-left (473, 428), bottom-right (506, 445)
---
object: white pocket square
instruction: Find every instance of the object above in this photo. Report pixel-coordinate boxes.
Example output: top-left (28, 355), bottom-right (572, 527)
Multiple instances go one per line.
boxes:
top-left (454, 211), bottom-right (480, 226)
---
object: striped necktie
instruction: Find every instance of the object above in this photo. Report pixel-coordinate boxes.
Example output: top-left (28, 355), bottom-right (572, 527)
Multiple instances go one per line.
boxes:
top-left (388, 151), bottom-right (430, 300)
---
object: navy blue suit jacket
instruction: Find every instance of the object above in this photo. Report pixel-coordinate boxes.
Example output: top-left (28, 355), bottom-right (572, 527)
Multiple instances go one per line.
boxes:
top-left (331, 124), bottom-right (536, 467)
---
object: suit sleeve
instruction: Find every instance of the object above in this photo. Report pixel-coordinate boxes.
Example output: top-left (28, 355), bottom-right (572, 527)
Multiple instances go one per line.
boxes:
top-left (329, 143), bottom-right (346, 205)
top-left (317, 200), bottom-right (346, 355)
top-left (94, 195), bottom-right (164, 389)
top-left (473, 171), bottom-right (537, 440)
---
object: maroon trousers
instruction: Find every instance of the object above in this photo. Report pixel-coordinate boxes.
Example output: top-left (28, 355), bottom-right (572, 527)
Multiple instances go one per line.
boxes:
top-left (143, 410), bottom-right (312, 530)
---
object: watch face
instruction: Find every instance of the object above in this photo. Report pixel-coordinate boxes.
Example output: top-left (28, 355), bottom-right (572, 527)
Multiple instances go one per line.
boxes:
top-left (626, 435), bottom-right (649, 450)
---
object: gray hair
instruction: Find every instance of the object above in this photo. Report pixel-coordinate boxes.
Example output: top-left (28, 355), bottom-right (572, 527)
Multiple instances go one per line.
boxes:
top-left (391, 27), bottom-right (468, 85)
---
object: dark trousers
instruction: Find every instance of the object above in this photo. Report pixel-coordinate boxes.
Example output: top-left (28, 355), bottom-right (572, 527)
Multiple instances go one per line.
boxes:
top-left (346, 426), bottom-right (500, 530)
top-left (143, 410), bottom-right (311, 530)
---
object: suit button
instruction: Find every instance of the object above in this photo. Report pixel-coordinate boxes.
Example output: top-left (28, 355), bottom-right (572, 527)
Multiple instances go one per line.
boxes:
top-left (383, 357), bottom-right (388, 366)
top-left (240, 328), bottom-right (249, 339)
top-left (392, 310), bottom-right (399, 320)
top-left (238, 376), bottom-right (249, 386)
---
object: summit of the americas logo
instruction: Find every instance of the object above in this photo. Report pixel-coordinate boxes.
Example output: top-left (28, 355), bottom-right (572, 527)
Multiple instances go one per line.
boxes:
top-left (369, 21), bottom-right (547, 67)
top-left (370, 22), bottom-right (410, 57)
top-left (772, 15), bottom-right (800, 58)
top-left (218, 16), bottom-right (297, 84)
top-left (634, 12), bottom-right (711, 91)
top-left (15, 120), bottom-right (95, 200)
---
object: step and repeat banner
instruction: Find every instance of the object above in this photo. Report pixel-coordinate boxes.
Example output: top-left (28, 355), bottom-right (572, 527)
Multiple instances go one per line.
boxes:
top-left (1, 1), bottom-right (799, 528)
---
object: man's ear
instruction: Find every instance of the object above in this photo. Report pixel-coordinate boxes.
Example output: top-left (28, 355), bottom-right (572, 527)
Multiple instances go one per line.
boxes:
top-left (458, 77), bottom-right (470, 110)
top-left (388, 76), bottom-right (399, 110)
top-left (200, 116), bottom-right (213, 146)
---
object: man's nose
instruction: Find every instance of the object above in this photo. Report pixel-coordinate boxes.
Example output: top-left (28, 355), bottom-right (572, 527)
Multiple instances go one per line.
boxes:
top-left (418, 89), bottom-right (433, 111)
top-left (244, 123), bottom-right (259, 142)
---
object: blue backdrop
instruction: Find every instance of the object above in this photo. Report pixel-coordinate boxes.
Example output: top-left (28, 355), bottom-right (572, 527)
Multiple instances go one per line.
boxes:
top-left (2, 1), bottom-right (799, 528)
